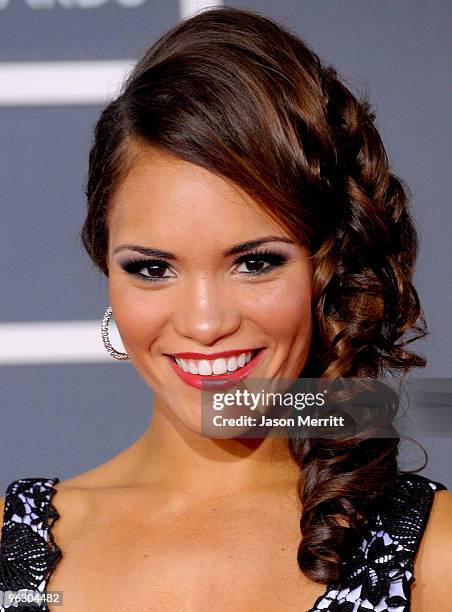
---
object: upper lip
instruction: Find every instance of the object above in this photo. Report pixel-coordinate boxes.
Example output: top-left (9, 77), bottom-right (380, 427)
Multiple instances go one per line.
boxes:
top-left (170, 348), bottom-right (261, 360)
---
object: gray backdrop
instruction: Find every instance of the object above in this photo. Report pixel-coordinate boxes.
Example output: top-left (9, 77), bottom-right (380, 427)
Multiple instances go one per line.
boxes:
top-left (0, 0), bottom-right (450, 491)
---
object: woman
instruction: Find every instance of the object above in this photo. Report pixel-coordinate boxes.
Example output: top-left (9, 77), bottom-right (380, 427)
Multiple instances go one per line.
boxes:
top-left (0, 7), bottom-right (450, 612)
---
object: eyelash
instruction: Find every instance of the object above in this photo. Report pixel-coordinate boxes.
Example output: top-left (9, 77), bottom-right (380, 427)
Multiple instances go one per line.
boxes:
top-left (119, 249), bottom-right (289, 283)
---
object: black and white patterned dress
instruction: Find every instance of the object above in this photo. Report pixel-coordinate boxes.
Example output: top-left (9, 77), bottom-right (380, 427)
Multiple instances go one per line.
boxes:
top-left (0, 472), bottom-right (446, 611)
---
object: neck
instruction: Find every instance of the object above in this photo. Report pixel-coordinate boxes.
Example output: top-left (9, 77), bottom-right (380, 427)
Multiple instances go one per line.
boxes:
top-left (118, 394), bottom-right (301, 497)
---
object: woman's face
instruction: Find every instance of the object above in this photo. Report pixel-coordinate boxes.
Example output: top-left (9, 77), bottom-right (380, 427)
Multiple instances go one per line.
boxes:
top-left (107, 145), bottom-right (313, 433)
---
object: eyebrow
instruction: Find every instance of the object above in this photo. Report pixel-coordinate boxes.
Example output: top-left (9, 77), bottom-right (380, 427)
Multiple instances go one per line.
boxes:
top-left (112, 235), bottom-right (295, 259)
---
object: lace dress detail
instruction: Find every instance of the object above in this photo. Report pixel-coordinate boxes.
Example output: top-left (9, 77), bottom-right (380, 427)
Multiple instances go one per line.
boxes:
top-left (0, 478), bottom-right (62, 611)
top-left (308, 473), bottom-right (446, 612)
top-left (0, 473), bottom-right (446, 611)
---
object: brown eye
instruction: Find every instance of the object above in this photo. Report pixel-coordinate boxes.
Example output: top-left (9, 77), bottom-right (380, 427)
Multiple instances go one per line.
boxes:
top-left (234, 250), bottom-right (288, 276)
top-left (237, 255), bottom-right (269, 273)
top-left (141, 263), bottom-right (170, 278)
top-left (120, 258), bottom-right (175, 282)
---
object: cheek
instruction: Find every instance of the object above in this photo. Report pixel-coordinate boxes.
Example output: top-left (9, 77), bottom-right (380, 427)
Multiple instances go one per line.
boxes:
top-left (243, 274), bottom-right (312, 339)
top-left (108, 282), bottom-right (169, 350)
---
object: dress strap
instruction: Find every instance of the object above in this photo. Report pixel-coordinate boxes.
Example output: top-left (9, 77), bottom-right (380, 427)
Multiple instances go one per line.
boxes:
top-left (0, 477), bottom-right (62, 611)
top-left (309, 472), bottom-right (447, 611)
top-left (374, 473), bottom-right (447, 608)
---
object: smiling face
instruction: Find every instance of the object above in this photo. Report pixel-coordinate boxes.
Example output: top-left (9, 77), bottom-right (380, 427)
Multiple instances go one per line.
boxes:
top-left (107, 144), bottom-right (313, 433)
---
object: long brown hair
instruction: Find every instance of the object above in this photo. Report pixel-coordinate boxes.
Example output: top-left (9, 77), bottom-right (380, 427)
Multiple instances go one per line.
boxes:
top-left (81, 7), bottom-right (427, 583)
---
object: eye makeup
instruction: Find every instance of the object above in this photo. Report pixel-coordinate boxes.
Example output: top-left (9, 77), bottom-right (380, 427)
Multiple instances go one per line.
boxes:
top-left (117, 247), bottom-right (290, 283)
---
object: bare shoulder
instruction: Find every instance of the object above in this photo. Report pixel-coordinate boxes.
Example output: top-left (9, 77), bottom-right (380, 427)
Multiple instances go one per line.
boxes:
top-left (51, 459), bottom-right (144, 536)
top-left (411, 489), bottom-right (452, 611)
top-left (0, 496), bottom-right (4, 521)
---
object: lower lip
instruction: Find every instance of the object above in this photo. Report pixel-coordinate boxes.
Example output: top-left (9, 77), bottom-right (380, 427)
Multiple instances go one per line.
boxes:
top-left (165, 350), bottom-right (265, 390)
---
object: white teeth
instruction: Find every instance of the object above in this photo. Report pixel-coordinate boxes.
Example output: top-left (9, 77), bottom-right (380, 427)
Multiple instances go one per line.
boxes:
top-left (226, 356), bottom-right (238, 371)
top-left (188, 361), bottom-right (198, 375)
top-left (197, 360), bottom-right (212, 375)
top-left (179, 358), bottom-right (189, 371)
top-left (212, 358), bottom-right (227, 375)
top-left (174, 351), bottom-right (255, 375)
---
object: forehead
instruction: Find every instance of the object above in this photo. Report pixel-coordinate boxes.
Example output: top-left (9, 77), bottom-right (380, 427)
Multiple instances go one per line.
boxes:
top-left (108, 145), bottom-right (287, 245)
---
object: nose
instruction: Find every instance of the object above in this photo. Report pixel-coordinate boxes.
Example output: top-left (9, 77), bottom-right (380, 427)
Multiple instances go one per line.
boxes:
top-left (171, 276), bottom-right (242, 347)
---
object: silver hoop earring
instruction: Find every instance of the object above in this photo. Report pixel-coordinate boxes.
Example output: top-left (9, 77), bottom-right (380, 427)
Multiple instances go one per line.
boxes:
top-left (101, 305), bottom-right (130, 361)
